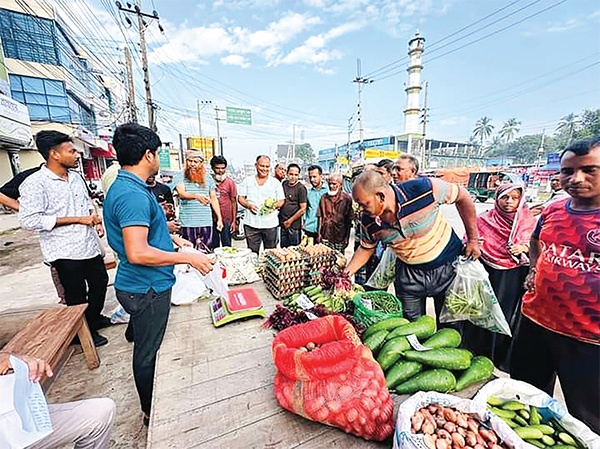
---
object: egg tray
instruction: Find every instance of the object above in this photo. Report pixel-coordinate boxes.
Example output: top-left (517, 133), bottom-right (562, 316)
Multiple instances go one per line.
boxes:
top-left (263, 275), bottom-right (303, 299)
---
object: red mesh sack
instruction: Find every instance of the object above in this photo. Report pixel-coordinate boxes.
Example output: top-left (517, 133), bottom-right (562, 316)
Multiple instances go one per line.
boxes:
top-left (272, 315), bottom-right (395, 441)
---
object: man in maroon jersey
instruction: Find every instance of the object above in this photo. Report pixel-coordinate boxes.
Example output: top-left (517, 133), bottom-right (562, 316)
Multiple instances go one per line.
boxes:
top-left (511, 136), bottom-right (600, 433)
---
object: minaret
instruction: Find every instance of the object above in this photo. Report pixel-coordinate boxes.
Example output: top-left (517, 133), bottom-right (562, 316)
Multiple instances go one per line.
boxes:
top-left (403, 31), bottom-right (425, 136)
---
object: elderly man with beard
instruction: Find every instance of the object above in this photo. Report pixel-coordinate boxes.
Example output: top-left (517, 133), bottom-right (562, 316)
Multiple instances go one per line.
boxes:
top-left (317, 173), bottom-right (354, 253)
top-left (174, 150), bottom-right (223, 250)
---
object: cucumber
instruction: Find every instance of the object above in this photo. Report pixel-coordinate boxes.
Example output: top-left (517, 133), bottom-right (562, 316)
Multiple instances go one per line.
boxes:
top-left (515, 427), bottom-right (544, 440)
top-left (487, 395), bottom-right (506, 407)
top-left (558, 433), bottom-right (576, 446)
top-left (455, 356), bottom-right (494, 391)
top-left (519, 409), bottom-right (531, 420)
top-left (362, 317), bottom-right (410, 340)
top-left (377, 337), bottom-right (411, 370)
top-left (500, 417), bottom-right (519, 428)
top-left (552, 446), bottom-right (576, 449)
top-left (404, 348), bottom-right (473, 370)
top-left (542, 436), bottom-right (556, 446)
top-left (385, 360), bottom-right (423, 389)
top-left (394, 369), bottom-right (456, 395)
top-left (529, 425), bottom-right (555, 435)
top-left (363, 330), bottom-right (389, 355)
top-left (490, 407), bottom-right (517, 419)
top-left (528, 440), bottom-right (546, 449)
top-left (385, 315), bottom-right (436, 341)
top-left (514, 415), bottom-right (529, 427)
top-left (551, 420), bottom-right (584, 449)
top-left (502, 400), bottom-right (526, 411)
top-left (530, 405), bottom-right (541, 425)
top-left (422, 328), bottom-right (462, 349)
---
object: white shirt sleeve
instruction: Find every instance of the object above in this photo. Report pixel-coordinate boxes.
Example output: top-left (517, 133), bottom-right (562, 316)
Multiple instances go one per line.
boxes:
top-left (18, 179), bottom-right (57, 232)
top-left (274, 179), bottom-right (285, 201)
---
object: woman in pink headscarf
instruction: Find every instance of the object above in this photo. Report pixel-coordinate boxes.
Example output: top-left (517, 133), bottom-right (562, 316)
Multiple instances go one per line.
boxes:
top-left (462, 184), bottom-right (537, 371)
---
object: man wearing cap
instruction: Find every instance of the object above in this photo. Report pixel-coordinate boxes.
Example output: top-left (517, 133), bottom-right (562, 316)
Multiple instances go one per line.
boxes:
top-left (173, 150), bottom-right (223, 249)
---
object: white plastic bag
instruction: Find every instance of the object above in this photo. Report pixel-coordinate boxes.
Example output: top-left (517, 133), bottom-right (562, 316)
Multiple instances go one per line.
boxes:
top-left (171, 264), bottom-right (209, 305)
top-left (214, 247), bottom-right (260, 285)
top-left (441, 258), bottom-right (512, 336)
top-left (394, 391), bottom-right (527, 449)
top-left (366, 247), bottom-right (397, 289)
top-left (473, 379), bottom-right (600, 449)
top-left (109, 305), bottom-right (130, 324)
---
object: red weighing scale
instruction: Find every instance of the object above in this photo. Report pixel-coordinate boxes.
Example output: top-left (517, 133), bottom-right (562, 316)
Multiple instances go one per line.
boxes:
top-left (210, 287), bottom-right (266, 327)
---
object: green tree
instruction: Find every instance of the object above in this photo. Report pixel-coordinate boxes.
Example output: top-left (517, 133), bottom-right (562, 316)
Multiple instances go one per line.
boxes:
top-left (294, 143), bottom-right (315, 162)
top-left (555, 113), bottom-right (579, 146)
top-left (486, 134), bottom-right (558, 164)
top-left (499, 118), bottom-right (521, 143)
top-left (575, 108), bottom-right (600, 139)
top-left (473, 117), bottom-right (494, 146)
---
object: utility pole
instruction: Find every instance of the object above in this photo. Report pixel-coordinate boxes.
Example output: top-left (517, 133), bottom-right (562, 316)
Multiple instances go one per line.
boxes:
top-left (537, 129), bottom-right (546, 168)
top-left (196, 100), bottom-right (211, 136)
top-left (214, 105), bottom-right (226, 156)
top-left (420, 81), bottom-right (429, 169)
top-left (346, 116), bottom-right (353, 164)
top-left (292, 124), bottom-right (296, 159)
top-left (353, 58), bottom-right (373, 160)
top-left (123, 46), bottom-right (137, 122)
top-left (116, 0), bottom-right (163, 131)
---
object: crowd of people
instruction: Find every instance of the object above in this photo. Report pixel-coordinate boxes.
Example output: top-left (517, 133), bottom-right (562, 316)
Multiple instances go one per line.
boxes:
top-left (0, 122), bottom-right (598, 446)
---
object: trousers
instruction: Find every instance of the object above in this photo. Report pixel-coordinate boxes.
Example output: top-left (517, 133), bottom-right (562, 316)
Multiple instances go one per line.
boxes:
top-left (52, 255), bottom-right (108, 332)
top-left (116, 288), bottom-right (171, 415)
top-left (29, 398), bottom-right (116, 449)
top-left (244, 225), bottom-right (278, 253)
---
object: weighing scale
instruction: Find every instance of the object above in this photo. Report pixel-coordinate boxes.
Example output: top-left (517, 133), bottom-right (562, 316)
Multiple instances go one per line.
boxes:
top-left (210, 287), bottom-right (266, 327)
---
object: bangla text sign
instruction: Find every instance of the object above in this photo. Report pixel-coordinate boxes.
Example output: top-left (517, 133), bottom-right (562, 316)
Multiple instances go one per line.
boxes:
top-left (226, 107), bottom-right (252, 125)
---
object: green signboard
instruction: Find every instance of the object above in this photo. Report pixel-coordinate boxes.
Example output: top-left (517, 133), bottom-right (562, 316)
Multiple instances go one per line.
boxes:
top-left (226, 107), bottom-right (252, 125)
top-left (159, 147), bottom-right (171, 169)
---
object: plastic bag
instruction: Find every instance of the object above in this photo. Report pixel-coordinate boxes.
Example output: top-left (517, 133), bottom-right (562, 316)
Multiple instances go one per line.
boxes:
top-left (272, 315), bottom-right (395, 441)
top-left (214, 247), bottom-right (260, 285)
top-left (473, 378), bottom-right (600, 449)
top-left (393, 391), bottom-right (527, 449)
top-left (171, 263), bottom-right (209, 305)
top-left (179, 247), bottom-right (229, 300)
top-left (441, 258), bottom-right (512, 336)
top-left (366, 247), bottom-right (397, 289)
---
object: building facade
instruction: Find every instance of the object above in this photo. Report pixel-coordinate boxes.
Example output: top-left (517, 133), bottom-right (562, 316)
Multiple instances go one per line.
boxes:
top-left (0, 0), bottom-right (125, 184)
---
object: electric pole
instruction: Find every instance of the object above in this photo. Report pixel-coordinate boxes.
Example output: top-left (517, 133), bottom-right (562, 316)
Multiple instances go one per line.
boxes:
top-left (123, 46), bottom-right (137, 122)
top-left (215, 105), bottom-right (226, 156)
top-left (292, 124), bottom-right (296, 160)
top-left (116, 0), bottom-right (163, 131)
top-left (537, 129), bottom-right (546, 168)
top-left (352, 58), bottom-right (372, 159)
top-left (420, 81), bottom-right (428, 169)
top-left (197, 100), bottom-right (211, 136)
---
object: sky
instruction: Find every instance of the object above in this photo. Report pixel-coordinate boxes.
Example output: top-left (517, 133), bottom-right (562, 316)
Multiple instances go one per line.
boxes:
top-left (62, 0), bottom-right (600, 165)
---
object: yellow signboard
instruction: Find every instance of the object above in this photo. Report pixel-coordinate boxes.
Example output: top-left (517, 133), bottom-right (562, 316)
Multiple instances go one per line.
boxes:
top-left (364, 149), bottom-right (400, 160)
top-left (336, 157), bottom-right (349, 165)
top-left (186, 137), bottom-right (215, 161)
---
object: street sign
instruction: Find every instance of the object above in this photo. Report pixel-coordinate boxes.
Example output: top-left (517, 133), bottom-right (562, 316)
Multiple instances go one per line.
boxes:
top-left (159, 147), bottom-right (171, 169)
top-left (226, 107), bottom-right (252, 125)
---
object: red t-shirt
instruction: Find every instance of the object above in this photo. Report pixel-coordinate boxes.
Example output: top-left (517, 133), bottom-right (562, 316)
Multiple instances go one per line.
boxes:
top-left (214, 177), bottom-right (237, 224)
top-left (522, 199), bottom-right (600, 345)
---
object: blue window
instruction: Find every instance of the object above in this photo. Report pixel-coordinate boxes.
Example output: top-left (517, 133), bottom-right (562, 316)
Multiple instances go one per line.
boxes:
top-left (0, 9), bottom-right (59, 65)
top-left (9, 74), bottom-right (72, 123)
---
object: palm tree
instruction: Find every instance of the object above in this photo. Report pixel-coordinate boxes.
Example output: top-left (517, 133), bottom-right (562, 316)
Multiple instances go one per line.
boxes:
top-left (499, 118), bottom-right (521, 143)
top-left (556, 113), bottom-right (579, 145)
top-left (473, 117), bottom-right (494, 147)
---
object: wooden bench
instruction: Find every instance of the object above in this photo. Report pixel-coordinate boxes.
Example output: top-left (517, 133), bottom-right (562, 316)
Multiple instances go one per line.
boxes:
top-left (0, 304), bottom-right (100, 390)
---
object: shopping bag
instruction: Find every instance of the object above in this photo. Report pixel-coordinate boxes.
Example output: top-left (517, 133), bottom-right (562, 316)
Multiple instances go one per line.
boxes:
top-left (214, 247), bottom-right (260, 285)
top-left (179, 247), bottom-right (229, 300)
top-left (393, 391), bottom-right (527, 449)
top-left (272, 315), bottom-right (395, 441)
top-left (171, 263), bottom-right (209, 305)
top-left (440, 258), bottom-right (512, 336)
top-left (366, 247), bottom-right (397, 289)
top-left (473, 379), bottom-right (600, 449)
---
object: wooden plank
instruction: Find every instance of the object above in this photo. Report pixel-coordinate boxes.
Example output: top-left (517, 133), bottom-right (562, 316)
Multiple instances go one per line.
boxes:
top-left (77, 318), bottom-right (100, 369)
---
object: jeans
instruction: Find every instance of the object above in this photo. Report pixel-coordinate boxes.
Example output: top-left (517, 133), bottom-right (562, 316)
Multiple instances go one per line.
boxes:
top-left (393, 258), bottom-right (457, 324)
top-left (116, 288), bottom-right (171, 415)
top-left (212, 220), bottom-right (232, 248)
top-left (52, 255), bottom-right (108, 332)
top-left (29, 398), bottom-right (116, 449)
top-left (510, 317), bottom-right (600, 434)
top-left (280, 227), bottom-right (301, 247)
top-left (244, 225), bottom-right (278, 253)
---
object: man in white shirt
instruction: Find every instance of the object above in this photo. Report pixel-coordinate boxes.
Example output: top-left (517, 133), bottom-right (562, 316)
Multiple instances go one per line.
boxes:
top-left (238, 155), bottom-right (284, 253)
top-left (19, 131), bottom-right (110, 347)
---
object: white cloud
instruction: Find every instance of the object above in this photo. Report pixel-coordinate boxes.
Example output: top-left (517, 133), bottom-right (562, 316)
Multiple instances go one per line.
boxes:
top-left (440, 117), bottom-right (467, 126)
top-left (221, 55), bottom-right (251, 68)
top-left (545, 18), bottom-right (583, 33)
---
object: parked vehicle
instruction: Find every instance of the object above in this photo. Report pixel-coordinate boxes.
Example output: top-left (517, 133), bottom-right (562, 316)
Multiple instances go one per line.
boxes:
top-left (467, 171), bottom-right (523, 202)
top-left (233, 206), bottom-right (246, 240)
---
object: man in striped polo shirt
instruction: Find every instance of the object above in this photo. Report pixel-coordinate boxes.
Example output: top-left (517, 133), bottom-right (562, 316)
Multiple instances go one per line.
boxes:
top-left (346, 171), bottom-right (481, 322)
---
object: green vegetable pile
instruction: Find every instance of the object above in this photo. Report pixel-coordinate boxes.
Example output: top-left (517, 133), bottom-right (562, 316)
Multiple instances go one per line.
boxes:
top-left (486, 397), bottom-right (585, 449)
top-left (221, 246), bottom-right (240, 254)
top-left (445, 283), bottom-right (485, 318)
top-left (259, 197), bottom-right (277, 215)
top-left (361, 317), bottom-right (495, 395)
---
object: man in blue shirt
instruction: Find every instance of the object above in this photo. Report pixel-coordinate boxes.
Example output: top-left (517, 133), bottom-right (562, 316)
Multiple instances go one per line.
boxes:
top-left (104, 123), bottom-right (214, 425)
top-left (304, 165), bottom-right (328, 242)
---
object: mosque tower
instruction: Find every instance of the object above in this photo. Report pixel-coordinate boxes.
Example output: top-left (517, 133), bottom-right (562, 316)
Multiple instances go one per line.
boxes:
top-left (403, 32), bottom-right (425, 151)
